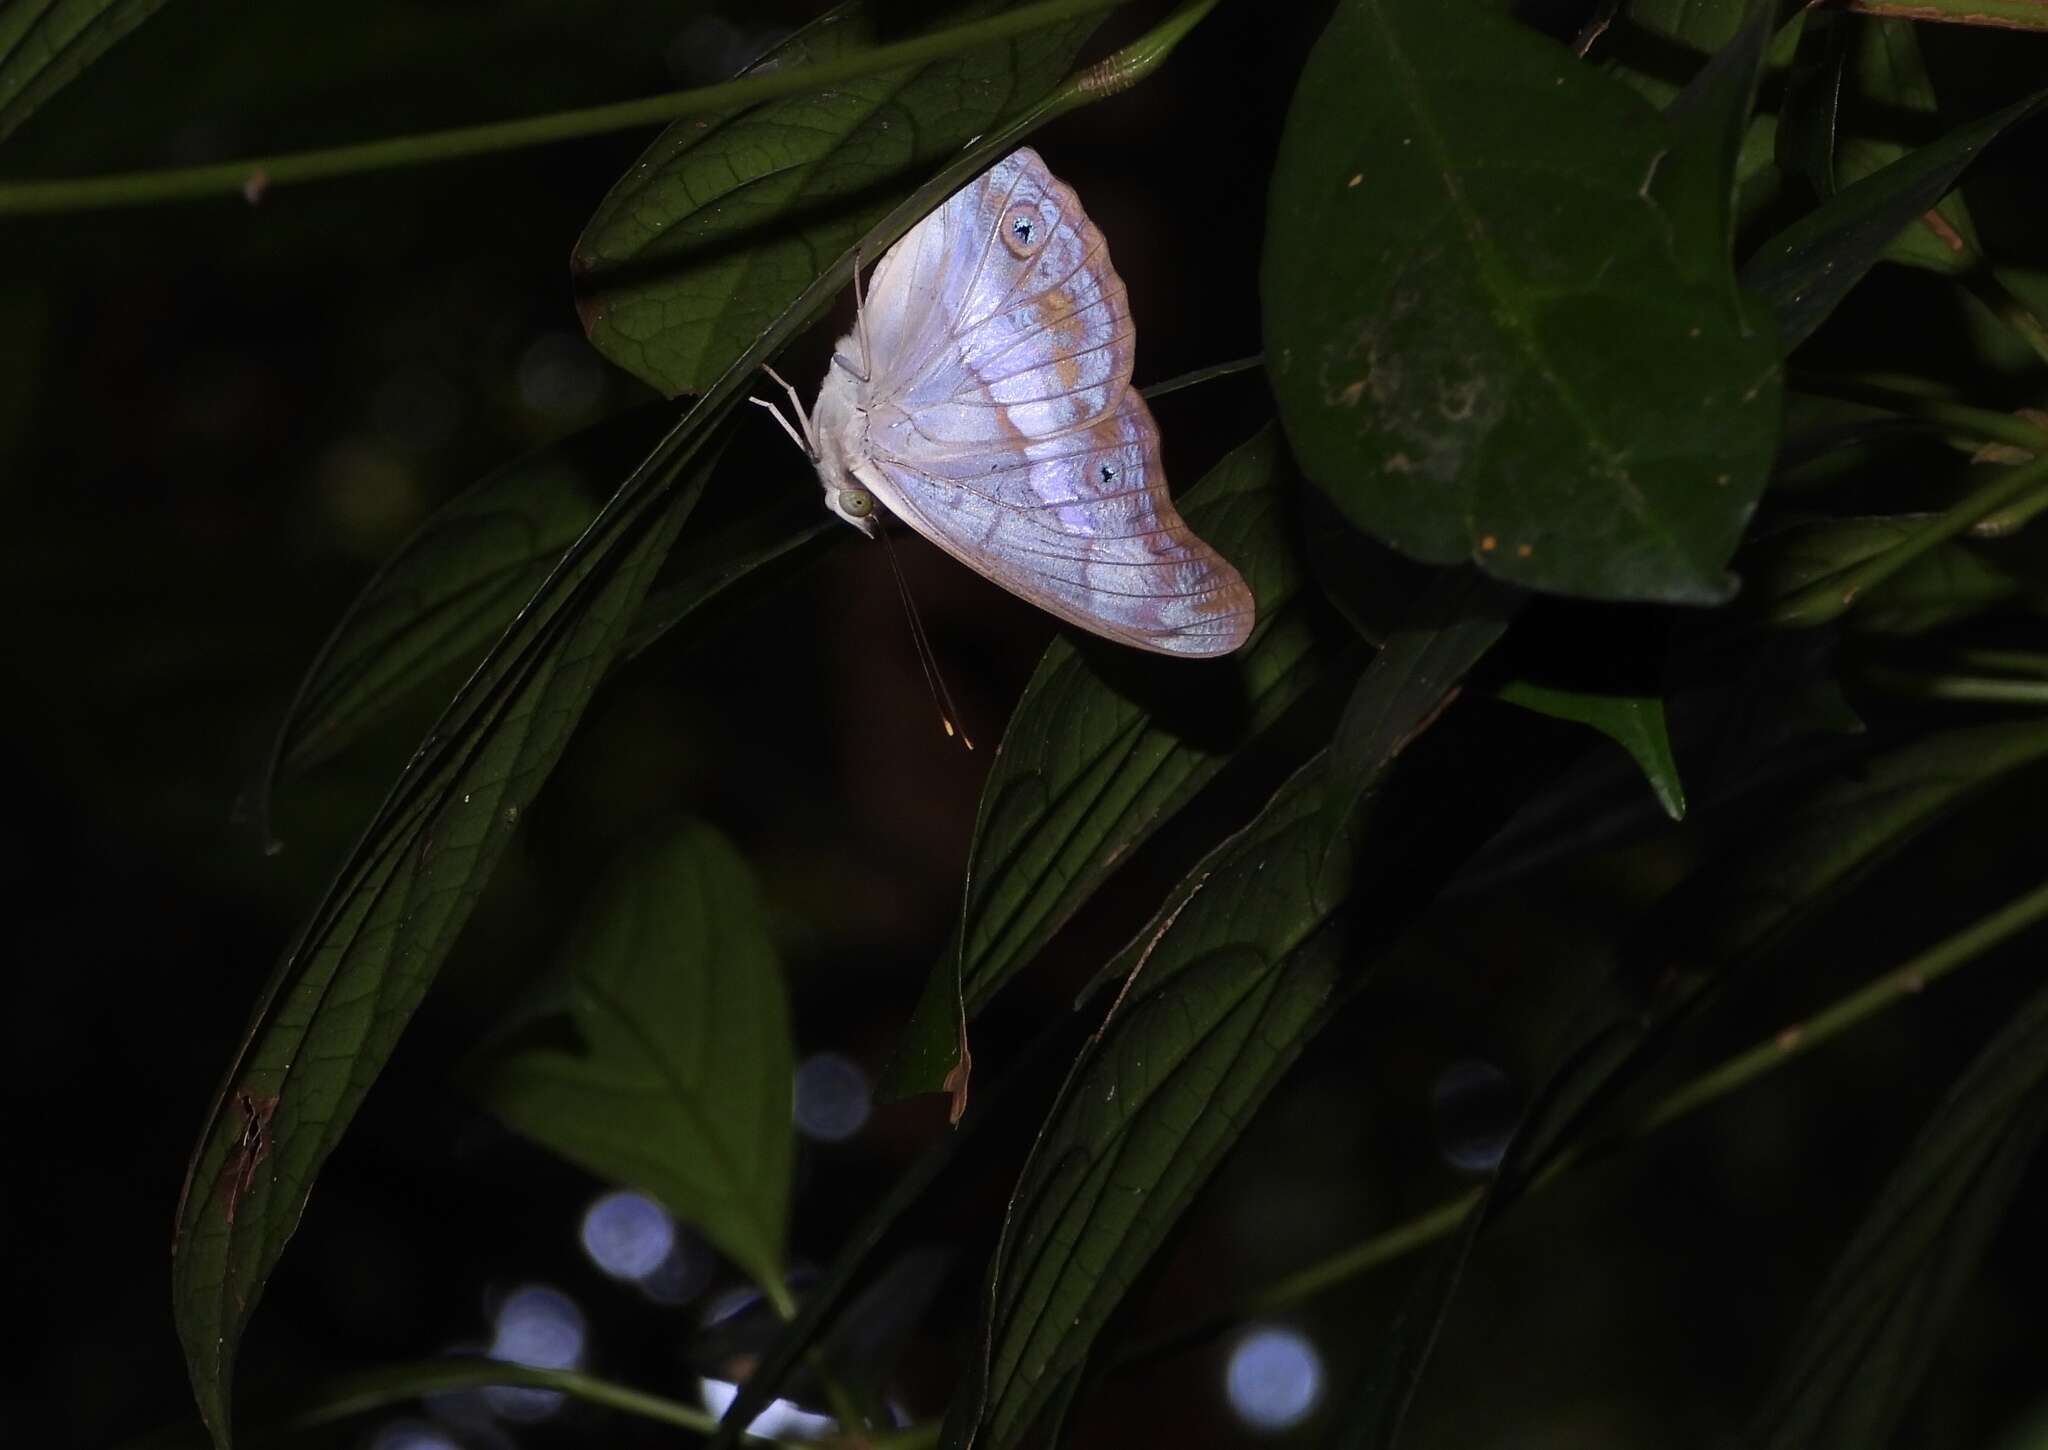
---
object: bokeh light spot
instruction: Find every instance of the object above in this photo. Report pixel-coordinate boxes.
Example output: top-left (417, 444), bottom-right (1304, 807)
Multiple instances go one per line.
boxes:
top-left (370, 1421), bottom-right (462, 1450)
top-left (1431, 1058), bottom-right (1518, 1175)
top-left (580, 1189), bottom-right (676, 1283)
top-left (1225, 1325), bottom-right (1324, 1433)
top-left (484, 1283), bottom-right (585, 1420)
top-left (793, 1051), bottom-right (872, 1143)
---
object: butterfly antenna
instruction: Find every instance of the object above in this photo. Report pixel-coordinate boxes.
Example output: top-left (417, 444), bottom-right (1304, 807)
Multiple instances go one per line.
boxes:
top-left (879, 527), bottom-right (974, 750)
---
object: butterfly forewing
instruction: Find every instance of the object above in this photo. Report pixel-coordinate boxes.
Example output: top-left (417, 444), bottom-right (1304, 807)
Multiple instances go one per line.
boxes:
top-left (864, 149), bottom-right (1135, 447)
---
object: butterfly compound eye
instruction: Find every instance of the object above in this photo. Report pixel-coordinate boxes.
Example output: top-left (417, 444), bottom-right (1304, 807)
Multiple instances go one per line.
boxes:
top-left (839, 488), bottom-right (875, 520)
top-left (1003, 204), bottom-right (1047, 258)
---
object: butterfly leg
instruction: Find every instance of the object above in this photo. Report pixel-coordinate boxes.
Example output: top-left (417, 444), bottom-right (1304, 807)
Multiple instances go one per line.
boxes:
top-left (754, 364), bottom-right (820, 458)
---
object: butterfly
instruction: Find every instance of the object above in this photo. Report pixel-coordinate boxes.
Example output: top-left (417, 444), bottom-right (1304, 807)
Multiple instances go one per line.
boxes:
top-left (755, 147), bottom-right (1255, 657)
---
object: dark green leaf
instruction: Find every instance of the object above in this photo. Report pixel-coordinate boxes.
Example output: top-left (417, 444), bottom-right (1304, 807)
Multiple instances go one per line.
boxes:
top-left (1496, 680), bottom-right (1686, 819)
top-left (882, 425), bottom-right (1359, 1104)
top-left (263, 408), bottom-right (668, 798)
top-left (575, 0), bottom-right (1099, 397)
top-left (1264, 0), bottom-right (1783, 603)
top-left (621, 498), bottom-right (836, 662)
top-left (1775, 11), bottom-right (1846, 197)
top-left (944, 587), bottom-right (1512, 1450)
top-left (459, 818), bottom-right (793, 1297)
top-left (171, 438), bottom-right (714, 1445)
top-left (0, 0), bottom-right (171, 140)
top-left (1658, 0), bottom-right (1794, 278)
top-left (1741, 86), bottom-right (2048, 349)
top-left (1750, 977), bottom-right (2048, 1449)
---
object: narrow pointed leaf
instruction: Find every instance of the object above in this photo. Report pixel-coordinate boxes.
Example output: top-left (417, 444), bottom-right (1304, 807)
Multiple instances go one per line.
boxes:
top-left (0, 0), bottom-right (172, 140)
top-left (171, 437), bottom-right (716, 1444)
top-left (882, 425), bottom-right (1359, 1102)
top-left (1742, 86), bottom-right (2048, 348)
top-left (264, 408), bottom-right (670, 796)
top-left (1658, 0), bottom-right (1794, 279)
top-left (1750, 973), bottom-right (2048, 1449)
top-left (460, 819), bottom-right (793, 1296)
top-left (1496, 680), bottom-right (1686, 820)
top-left (945, 587), bottom-right (1513, 1450)
top-left (1264, 0), bottom-right (1783, 604)
top-left (575, 0), bottom-right (1102, 397)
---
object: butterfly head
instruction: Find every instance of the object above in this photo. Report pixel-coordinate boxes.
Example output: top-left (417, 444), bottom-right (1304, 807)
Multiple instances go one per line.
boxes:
top-left (826, 482), bottom-right (880, 539)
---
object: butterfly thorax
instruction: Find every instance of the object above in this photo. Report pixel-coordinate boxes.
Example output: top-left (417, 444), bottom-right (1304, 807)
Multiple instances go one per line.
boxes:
top-left (812, 352), bottom-right (882, 538)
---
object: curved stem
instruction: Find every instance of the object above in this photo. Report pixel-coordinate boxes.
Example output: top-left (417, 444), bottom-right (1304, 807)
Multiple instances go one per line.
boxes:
top-left (0, 0), bottom-right (1135, 215)
top-left (1123, 873), bottom-right (2048, 1363)
top-left (267, 1358), bottom-right (733, 1439)
top-left (1770, 451), bottom-right (2048, 627)
top-left (1142, 352), bottom-right (1264, 401)
top-left (1789, 372), bottom-right (2048, 452)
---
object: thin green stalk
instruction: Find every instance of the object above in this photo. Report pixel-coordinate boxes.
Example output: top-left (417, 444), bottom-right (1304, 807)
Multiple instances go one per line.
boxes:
top-left (1790, 372), bottom-right (2048, 453)
top-left (1142, 352), bottom-right (1265, 401)
top-left (1124, 873), bottom-right (2048, 1362)
top-left (1861, 668), bottom-right (2048, 706)
top-left (1771, 451), bottom-right (2048, 626)
top-left (0, 0), bottom-right (1135, 215)
top-left (268, 1359), bottom-right (737, 1440)
top-left (1956, 648), bottom-right (2048, 678)
top-left (1959, 268), bottom-right (2048, 368)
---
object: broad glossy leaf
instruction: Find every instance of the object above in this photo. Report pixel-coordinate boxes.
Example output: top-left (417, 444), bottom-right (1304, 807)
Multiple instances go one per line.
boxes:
top-left (1742, 85), bottom-right (2048, 348)
top-left (173, 80), bottom-right (1139, 1446)
top-left (1496, 680), bottom-right (1685, 820)
top-left (0, 0), bottom-right (170, 140)
top-left (1750, 977), bottom-right (2048, 1449)
top-left (460, 819), bottom-right (793, 1296)
top-left (1264, 0), bottom-right (1783, 604)
top-left (945, 588), bottom-right (1512, 1450)
top-left (264, 408), bottom-right (670, 797)
top-left (883, 425), bottom-right (1357, 1104)
top-left (575, 0), bottom-right (1099, 397)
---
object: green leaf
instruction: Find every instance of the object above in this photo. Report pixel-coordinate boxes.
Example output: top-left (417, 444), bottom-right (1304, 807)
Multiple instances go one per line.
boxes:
top-left (263, 408), bottom-right (669, 799)
top-left (0, 0), bottom-right (172, 141)
top-left (881, 424), bottom-right (1360, 1105)
top-left (1264, 0), bottom-right (1783, 604)
top-left (1741, 85), bottom-right (2048, 349)
top-left (1749, 977), bottom-right (2048, 1449)
top-left (1496, 680), bottom-right (1686, 819)
top-left (1658, 0), bottom-right (1794, 278)
top-left (620, 495), bottom-right (837, 662)
top-left (170, 435), bottom-right (717, 1445)
top-left (944, 584), bottom-right (1512, 1450)
top-left (460, 818), bottom-right (794, 1298)
top-left (574, 0), bottom-right (1100, 397)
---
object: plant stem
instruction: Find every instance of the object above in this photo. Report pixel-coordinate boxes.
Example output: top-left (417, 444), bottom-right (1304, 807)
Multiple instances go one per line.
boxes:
top-left (1770, 451), bottom-right (2048, 627)
top-left (0, 0), bottom-right (1136, 215)
top-left (1123, 873), bottom-right (2048, 1362)
top-left (1142, 353), bottom-right (1265, 401)
top-left (1861, 668), bottom-right (2048, 706)
top-left (266, 1359), bottom-right (739, 1440)
top-left (1789, 373), bottom-right (2048, 452)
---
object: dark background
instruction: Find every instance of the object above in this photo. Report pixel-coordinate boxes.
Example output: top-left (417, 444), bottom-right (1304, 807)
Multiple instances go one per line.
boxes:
top-left (5, 2), bottom-right (2047, 1447)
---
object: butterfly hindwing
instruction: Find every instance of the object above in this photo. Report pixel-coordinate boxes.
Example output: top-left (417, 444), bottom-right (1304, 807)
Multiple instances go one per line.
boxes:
top-left (864, 389), bottom-right (1254, 657)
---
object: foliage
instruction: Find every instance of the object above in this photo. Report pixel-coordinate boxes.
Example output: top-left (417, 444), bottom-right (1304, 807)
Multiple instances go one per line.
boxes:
top-left (10, 0), bottom-right (2048, 1447)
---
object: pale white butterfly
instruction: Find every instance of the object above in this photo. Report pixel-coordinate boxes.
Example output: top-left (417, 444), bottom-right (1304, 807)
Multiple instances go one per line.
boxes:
top-left (755, 147), bottom-right (1255, 657)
